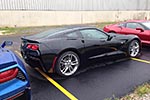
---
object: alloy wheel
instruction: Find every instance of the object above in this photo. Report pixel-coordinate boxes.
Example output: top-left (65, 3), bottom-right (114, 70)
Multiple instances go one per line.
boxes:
top-left (59, 53), bottom-right (79, 76)
top-left (129, 40), bottom-right (140, 57)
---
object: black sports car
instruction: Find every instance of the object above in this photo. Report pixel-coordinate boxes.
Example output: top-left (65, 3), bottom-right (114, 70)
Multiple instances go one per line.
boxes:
top-left (21, 26), bottom-right (141, 76)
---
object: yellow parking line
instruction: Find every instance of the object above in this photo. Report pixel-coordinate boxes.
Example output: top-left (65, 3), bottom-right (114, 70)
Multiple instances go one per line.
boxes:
top-left (14, 50), bottom-right (78, 99)
top-left (15, 50), bottom-right (22, 58)
top-left (131, 58), bottom-right (150, 64)
top-left (35, 68), bottom-right (78, 100)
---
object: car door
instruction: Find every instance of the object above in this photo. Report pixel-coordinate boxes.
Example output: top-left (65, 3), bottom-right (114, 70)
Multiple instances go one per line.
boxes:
top-left (119, 22), bottom-right (140, 35)
top-left (79, 28), bottom-right (121, 61)
top-left (140, 30), bottom-right (150, 43)
top-left (141, 21), bottom-right (150, 43)
top-left (64, 30), bottom-right (85, 53)
top-left (120, 22), bottom-right (150, 42)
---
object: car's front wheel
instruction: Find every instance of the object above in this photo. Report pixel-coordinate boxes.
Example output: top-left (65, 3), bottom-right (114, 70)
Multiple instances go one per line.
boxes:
top-left (56, 51), bottom-right (80, 77)
top-left (128, 40), bottom-right (140, 57)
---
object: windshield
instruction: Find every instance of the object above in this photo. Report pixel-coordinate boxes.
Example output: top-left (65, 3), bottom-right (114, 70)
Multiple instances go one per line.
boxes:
top-left (27, 27), bottom-right (67, 39)
top-left (142, 22), bottom-right (150, 29)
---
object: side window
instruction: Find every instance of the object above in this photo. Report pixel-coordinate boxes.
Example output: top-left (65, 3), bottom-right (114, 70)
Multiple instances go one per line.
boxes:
top-left (126, 23), bottom-right (137, 29)
top-left (80, 29), bottom-right (108, 40)
top-left (65, 32), bottom-right (79, 38)
top-left (118, 23), bottom-right (125, 27)
top-left (126, 23), bottom-right (144, 29)
top-left (136, 23), bottom-right (145, 29)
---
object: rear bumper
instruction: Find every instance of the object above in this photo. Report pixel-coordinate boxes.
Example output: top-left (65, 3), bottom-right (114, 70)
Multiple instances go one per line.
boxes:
top-left (0, 79), bottom-right (31, 100)
top-left (21, 48), bottom-right (56, 73)
top-left (103, 27), bottom-right (110, 32)
top-left (5, 88), bottom-right (31, 100)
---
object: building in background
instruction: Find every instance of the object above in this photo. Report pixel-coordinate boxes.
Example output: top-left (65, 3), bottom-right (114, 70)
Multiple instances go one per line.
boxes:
top-left (0, 0), bottom-right (150, 27)
top-left (0, 0), bottom-right (150, 11)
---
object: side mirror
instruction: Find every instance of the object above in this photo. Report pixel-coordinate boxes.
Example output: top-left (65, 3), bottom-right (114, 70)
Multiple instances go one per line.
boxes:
top-left (107, 35), bottom-right (113, 41)
top-left (136, 27), bottom-right (144, 32)
top-left (1, 41), bottom-right (13, 48)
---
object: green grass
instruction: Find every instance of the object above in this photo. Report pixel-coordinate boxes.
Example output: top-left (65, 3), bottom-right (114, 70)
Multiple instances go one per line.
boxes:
top-left (104, 83), bottom-right (150, 100)
top-left (104, 95), bottom-right (119, 100)
top-left (0, 27), bottom-right (16, 34)
top-left (0, 22), bottom-right (117, 35)
top-left (135, 83), bottom-right (150, 96)
top-left (121, 83), bottom-right (150, 100)
top-left (0, 27), bottom-right (30, 34)
top-left (96, 22), bottom-right (117, 29)
top-left (0, 27), bottom-right (39, 34)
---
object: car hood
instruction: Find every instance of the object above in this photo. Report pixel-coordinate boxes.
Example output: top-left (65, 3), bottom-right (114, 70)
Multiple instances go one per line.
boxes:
top-left (0, 49), bottom-right (14, 65)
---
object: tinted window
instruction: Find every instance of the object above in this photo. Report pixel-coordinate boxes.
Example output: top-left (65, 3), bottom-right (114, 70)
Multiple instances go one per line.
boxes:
top-left (65, 32), bottom-right (79, 38)
top-left (27, 27), bottom-right (67, 39)
top-left (126, 23), bottom-right (144, 29)
top-left (118, 23), bottom-right (125, 27)
top-left (80, 29), bottom-right (108, 40)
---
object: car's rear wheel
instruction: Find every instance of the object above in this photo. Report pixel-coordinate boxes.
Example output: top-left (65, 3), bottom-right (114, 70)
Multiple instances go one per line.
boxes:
top-left (128, 40), bottom-right (140, 57)
top-left (56, 51), bottom-right (80, 77)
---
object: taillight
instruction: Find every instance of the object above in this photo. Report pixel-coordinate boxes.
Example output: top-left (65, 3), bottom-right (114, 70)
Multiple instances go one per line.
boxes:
top-left (0, 68), bottom-right (18, 83)
top-left (27, 44), bottom-right (39, 50)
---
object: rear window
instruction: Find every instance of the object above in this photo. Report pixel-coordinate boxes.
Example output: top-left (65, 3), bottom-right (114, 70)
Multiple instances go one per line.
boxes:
top-left (119, 23), bottom-right (125, 27)
top-left (27, 27), bottom-right (67, 39)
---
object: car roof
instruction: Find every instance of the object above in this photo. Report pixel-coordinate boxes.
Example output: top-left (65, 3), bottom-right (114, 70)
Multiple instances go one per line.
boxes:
top-left (56, 25), bottom-right (96, 32)
top-left (126, 20), bottom-right (149, 23)
top-left (42, 25), bottom-right (97, 34)
top-left (25, 25), bottom-right (96, 40)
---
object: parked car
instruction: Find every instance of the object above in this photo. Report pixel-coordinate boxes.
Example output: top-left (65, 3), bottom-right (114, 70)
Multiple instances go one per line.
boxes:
top-left (0, 41), bottom-right (31, 100)
top-left (21, 26), bottom-right (141, 77)
top-left (103, 20), bottom-right (150, 45)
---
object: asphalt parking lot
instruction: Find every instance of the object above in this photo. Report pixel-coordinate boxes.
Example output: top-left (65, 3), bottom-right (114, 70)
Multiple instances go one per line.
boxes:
top-left (0, 34), bottom-right (150, 100)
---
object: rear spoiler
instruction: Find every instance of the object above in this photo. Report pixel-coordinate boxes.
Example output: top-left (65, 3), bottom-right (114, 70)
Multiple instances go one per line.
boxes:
top-left (21, 37), bottom-right (39, 43)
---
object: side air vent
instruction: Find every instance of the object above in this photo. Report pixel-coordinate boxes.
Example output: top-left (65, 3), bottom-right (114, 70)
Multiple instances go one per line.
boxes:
top-left (17, 70), bottom-right (26, 81)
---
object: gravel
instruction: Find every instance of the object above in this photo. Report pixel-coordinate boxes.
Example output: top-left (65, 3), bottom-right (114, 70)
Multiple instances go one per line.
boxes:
top-left (121, 93), bottom-right (150, 100)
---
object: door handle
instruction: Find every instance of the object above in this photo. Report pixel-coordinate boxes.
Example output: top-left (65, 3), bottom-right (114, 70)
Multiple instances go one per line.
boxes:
top-left (81, 40), bottom-right (85, 43)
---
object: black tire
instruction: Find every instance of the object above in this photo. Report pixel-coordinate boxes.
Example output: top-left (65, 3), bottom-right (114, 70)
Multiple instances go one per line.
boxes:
top-left (55, 51), bottom-right (80, 77)
top-left (127, 40), bottom-right (140, 57)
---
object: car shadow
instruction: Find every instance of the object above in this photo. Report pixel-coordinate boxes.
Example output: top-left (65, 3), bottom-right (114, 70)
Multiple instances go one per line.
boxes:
top-left (27, 55), bottom-right (129, 81)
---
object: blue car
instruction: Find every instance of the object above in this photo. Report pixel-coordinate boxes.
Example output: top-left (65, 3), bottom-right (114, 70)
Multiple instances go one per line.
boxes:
top-left (0, 41), bottom-right (31, 100)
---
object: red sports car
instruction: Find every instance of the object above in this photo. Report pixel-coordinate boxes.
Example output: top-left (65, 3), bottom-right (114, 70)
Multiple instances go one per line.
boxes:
top-left (103, 20), bottom-right (150, 45)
